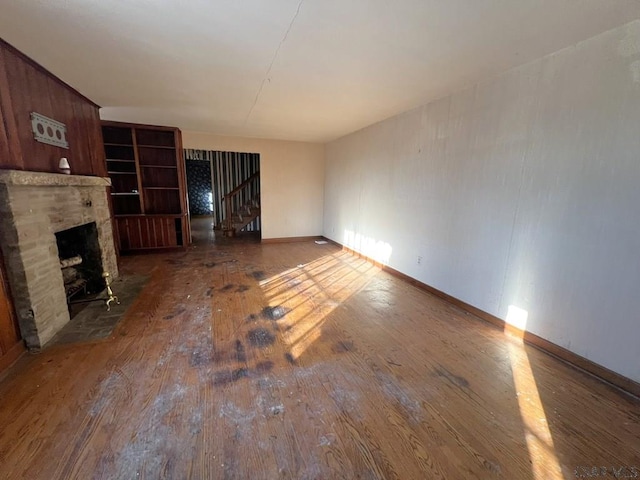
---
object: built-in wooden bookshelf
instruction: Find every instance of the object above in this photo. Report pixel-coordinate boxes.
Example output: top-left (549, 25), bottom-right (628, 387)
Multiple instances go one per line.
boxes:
top-left (102, 121), bottom-right (191, 252)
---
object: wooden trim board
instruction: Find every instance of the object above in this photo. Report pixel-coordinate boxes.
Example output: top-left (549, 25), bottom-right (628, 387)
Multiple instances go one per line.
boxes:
top-left (325, 237), bottom-right (640, 399)
top-left (261, 236), bottom-right (325, 244)
top-left (102, 120), bottom-right (181, 132)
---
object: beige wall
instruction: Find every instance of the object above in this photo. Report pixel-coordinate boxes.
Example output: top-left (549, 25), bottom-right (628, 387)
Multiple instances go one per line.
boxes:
top-left (182, 132), bottom-right (325, 239)
top-left (324, 20), bottom-right (640, 383)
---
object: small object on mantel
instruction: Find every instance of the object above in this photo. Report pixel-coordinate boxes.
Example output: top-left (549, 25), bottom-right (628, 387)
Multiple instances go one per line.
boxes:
top-left (59, 157), bottom-right (71, 175)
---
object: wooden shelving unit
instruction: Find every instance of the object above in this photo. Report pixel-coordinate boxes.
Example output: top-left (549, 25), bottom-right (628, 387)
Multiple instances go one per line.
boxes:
top-left (102, 121), bottom-right (191, 252)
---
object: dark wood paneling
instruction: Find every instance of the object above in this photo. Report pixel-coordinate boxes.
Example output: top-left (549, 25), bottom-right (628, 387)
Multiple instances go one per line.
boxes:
top-left (0, 251), bottom-right (23, 373)
top-left (0, 46), bottom-right (21, 168)
top-left (141, 166), bottom-right (179, 188)
top-left (138, 147), bottom-right (177, 167)
top-left (0, 270), bottom-right (21, 353)
top-left (135, 129), bottom-right (175, 147)
top-left (103, 122), bottom-right (189, 252)
top-left (116, 216), bottom-right (180, 251)
top-left (5, 44), bottom-right (56, 171)
top-left (143, 189), bottom-right (181, 214)
top-left (0, 39), bottom-right (105, 176)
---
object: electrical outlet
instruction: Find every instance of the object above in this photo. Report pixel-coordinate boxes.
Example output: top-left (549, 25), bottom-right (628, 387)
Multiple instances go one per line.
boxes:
top-left (417, 255), bottom-right (423, 265)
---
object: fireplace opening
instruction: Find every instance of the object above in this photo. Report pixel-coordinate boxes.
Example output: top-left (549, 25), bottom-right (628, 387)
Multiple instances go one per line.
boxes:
top-left (55, 222), bottom-right (105, 311)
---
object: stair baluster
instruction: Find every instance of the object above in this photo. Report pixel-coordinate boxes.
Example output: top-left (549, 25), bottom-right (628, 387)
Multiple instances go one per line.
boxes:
top-left (221, 171), bottom-right (260, 237)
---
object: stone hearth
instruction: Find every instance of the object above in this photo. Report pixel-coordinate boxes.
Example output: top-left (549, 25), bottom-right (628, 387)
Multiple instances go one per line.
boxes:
top-left (0, 169), bottom-right (118, 350)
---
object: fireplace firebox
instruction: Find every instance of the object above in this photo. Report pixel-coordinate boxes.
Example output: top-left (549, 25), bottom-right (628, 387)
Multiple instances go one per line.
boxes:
top-left (55, 222), bottom-right (105, 305)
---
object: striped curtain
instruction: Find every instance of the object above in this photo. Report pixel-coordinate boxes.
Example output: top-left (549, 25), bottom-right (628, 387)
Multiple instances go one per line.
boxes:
top-left (184, 149), bottom-right (260, 232)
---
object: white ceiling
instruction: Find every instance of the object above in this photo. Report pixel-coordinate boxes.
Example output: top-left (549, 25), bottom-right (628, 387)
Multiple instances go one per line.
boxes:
top-left (1, 1), bottom-right (639, 143)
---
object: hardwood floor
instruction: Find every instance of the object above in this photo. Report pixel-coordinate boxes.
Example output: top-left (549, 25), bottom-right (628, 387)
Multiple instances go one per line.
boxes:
top-left (0, 218), bottom-right (638, 479)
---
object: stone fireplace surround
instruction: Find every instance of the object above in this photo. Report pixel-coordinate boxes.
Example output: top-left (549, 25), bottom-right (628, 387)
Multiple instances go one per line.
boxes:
top-left (0, 169), bottom-right (118, 351)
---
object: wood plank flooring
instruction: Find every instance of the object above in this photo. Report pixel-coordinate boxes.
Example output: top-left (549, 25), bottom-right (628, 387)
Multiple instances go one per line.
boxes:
top-left (0, 218), bottom-right (638, 479)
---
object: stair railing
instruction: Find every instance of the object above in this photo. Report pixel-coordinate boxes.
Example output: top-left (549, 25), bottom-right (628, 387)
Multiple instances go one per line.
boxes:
top-left (222, 171), bottom-right (260, 234)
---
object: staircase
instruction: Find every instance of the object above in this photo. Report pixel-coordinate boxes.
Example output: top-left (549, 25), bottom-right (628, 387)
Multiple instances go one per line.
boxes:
top-left (216, 171), bottom-right (260, 237)
top-left (221, 196), bottom-right (260, 235)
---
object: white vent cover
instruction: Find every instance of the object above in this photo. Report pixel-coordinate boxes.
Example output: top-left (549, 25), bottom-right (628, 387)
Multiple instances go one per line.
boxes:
top-left (30, 112), bottom-right (69, 149)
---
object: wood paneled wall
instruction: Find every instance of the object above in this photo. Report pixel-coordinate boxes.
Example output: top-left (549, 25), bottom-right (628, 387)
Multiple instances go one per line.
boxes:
top-left (0, 250), bottom-right (23, 372)
top-left (0, 38), bottom-right (106, 176)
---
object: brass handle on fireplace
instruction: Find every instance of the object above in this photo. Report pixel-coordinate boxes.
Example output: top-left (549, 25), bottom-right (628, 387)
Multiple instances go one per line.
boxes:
top-left (102, 272), bottom-right (120, 311)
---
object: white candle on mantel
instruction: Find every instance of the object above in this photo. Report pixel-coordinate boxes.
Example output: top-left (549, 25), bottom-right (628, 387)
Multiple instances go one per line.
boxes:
top-left (59, 157), bottom-right (71, 175)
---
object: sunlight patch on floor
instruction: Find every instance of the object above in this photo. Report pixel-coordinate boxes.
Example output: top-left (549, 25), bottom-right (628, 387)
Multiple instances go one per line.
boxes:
top-left (259, 250), bottom-right (378, 360)
top-left (507, 306), bottom-right (564, 479)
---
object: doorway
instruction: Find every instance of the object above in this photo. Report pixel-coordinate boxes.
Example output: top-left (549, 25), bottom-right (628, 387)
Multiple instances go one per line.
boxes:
top-left (185, 149), bottom-right (261, 242)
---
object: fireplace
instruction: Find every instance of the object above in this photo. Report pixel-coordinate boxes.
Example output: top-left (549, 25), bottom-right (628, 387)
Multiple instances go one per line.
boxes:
top-left (0, 170), bottom-right (118, 351)
top-left (56, 222), bottom-right (105, 305)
